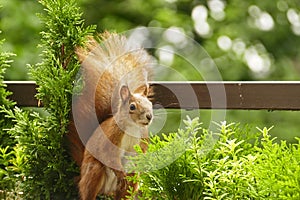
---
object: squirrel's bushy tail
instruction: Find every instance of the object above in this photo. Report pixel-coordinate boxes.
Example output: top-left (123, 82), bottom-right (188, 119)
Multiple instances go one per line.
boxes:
top-left (67, 32), bottom-right (153, 166)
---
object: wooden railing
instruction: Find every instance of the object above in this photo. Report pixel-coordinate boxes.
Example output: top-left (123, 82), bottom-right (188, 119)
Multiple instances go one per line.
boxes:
top-left (4, 81), bottom-right (300, 110)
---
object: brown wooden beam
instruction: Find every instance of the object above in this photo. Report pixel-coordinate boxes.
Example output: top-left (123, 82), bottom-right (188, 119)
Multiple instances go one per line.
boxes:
top-left (4, 81), bottom-right (39, 107)
top-left (149, 82), bottom-right (300, 110)
top-left (4, 81), bottom-right (300, 110)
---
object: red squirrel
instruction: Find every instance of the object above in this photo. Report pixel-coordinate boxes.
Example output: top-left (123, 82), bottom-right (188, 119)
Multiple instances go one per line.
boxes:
top-left (67, 32), bottom-right (153, 199)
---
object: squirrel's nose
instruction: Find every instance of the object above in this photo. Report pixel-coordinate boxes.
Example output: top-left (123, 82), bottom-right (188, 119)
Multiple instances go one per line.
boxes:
top-left (146, 113), bottom-right (152, 121)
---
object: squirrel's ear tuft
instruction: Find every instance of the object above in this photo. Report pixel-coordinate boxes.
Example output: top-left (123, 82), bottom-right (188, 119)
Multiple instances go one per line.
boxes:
top-left (134, 84), bottom-right (149, 96)
top-left (120, 85), bottom-right (131, 102)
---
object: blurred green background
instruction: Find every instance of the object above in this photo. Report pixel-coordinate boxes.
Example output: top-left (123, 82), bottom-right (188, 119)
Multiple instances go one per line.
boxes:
top-left (0, 0), bottom-right (300, 141)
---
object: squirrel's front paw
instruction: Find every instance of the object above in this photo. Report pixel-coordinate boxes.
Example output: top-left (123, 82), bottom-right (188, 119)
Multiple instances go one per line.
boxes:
top-left (114, 170), bottom-right (125, 179)
top-left (116, 177), bottom-right (129, 200)
top-left (114, 171), bottom-right (128, 188)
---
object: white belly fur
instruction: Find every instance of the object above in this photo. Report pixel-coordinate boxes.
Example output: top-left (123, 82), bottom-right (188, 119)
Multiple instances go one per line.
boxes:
top-left (103, 167), bottom-right (118, 194)
top-left (102, 125), bottom-right (143, 194)
top-left (120, 128), bottom-right (142, 169)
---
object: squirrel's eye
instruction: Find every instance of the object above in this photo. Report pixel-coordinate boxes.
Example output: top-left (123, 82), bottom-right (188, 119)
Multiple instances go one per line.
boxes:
top-left (129, 104), bottom-right (136, 111)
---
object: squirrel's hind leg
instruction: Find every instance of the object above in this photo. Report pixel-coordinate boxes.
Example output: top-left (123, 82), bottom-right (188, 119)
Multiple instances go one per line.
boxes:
top-left (79, 153), bottom-right (106, 200)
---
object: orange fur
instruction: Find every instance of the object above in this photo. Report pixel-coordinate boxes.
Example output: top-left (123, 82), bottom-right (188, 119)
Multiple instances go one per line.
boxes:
top-left (79, 86), bottom-right (152, 200)
top-left (67, 33), bottom-right (152, 165)
top-left (66, 32), bottom-right (153, 199)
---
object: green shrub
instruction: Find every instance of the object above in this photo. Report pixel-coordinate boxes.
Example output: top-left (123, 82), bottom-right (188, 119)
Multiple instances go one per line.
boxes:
top-left (251, 127), bottom-right (300, 199)
top-left (0, 33), bottom-right (17, 198)
top-left (1, 0), bottom-right (300, 199)
top-left (128, 117), bottom-right (300, 200)
top-left (0, 0), bottom-right (95, 199)
top-left (0, 35), bottom-right (15, 148)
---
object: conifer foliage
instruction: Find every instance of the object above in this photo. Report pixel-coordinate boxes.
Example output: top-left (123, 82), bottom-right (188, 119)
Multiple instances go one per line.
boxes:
top-left (0, 34), bottom-right (17, 199)
top-left (1, 0), bottom-right (95, 199)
